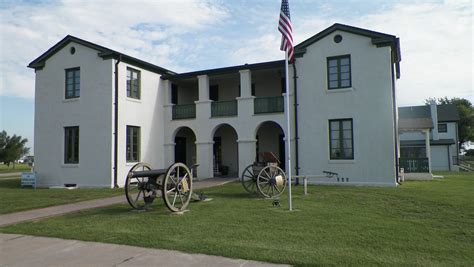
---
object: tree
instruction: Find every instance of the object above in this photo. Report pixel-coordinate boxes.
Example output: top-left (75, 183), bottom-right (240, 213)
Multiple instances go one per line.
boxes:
top-left (465, 149), bottom-right (474, 157)
top-left (0, 130), bottom-right (30, 168)
top-left (425, 97), bottom-right (474, 150)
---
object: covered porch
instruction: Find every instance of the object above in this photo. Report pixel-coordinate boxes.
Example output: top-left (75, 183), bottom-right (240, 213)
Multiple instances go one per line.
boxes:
top-left (398, 117), bottom-right (433, 180)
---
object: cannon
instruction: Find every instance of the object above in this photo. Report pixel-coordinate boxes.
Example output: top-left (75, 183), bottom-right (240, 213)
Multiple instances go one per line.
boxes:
top-left (241, 152), bottom-right (287, 198)
top-left (125, 162), bottom-right (193, 212)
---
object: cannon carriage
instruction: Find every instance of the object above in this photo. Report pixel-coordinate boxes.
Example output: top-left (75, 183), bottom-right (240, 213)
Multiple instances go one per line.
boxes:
top-left (241, 152), bottom-right (287, 198)
top-left (125, 162), bottom-right (193, 212)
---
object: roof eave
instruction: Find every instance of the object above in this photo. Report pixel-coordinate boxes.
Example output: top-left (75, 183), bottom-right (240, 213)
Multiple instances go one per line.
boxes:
top-left (294, 23), bottom-right (401, 78)
top-left (28, 35), bottom-right (175, 76)
top-left (163, 60), bottom-right (285, 81)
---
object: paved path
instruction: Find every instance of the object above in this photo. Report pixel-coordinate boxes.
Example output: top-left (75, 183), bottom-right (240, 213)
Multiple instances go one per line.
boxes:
top-left (0, 233), bottom-right (289, 267)
top-left (0, 172), bottom-right (21, 178)
top-left (0, 177), bottom-right (237, 227)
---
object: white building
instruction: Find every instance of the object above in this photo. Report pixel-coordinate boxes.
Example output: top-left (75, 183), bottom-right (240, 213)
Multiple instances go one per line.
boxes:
top-left (398, 103), bottom-right (460, 179)
top-left (29, 23), bottom-right (402, 188)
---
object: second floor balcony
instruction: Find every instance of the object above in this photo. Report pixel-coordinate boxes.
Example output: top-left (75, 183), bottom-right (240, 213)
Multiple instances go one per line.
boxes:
top-left (254, 96), bottom-right (284, 114)
top-left (211, 100), bottom-right (238, 117)
top-left (172, 104), bottom-right (196, 120)
top-left (167, 61), bottom-right (286, 121)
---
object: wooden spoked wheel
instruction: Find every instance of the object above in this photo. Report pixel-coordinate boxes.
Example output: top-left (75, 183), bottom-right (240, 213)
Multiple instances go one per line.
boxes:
top-left (125, 162), bottom-right (153, 210)
top-left (256, 165), bottom-right (286, 198)
top-left (241, 164), bottom-right (258, 194)
top-left (162, 163), bottom-right (193, 212)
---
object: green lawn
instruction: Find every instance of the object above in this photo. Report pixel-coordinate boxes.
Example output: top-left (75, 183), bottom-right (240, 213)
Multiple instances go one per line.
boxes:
top-left (1, 172), bottom-right (473, 265)
top-left (0, 177), bottom-right (122, 214)
top-left (0, 163), bottom-right (31, 173)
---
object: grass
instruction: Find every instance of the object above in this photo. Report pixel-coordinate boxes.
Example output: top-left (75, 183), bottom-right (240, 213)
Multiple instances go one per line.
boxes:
top-left (0, 163), bottom-right (31, 173)
top-left (0, 177), bottom-right (122, 214)
top-left (1, 172), bottom-right (473, 265)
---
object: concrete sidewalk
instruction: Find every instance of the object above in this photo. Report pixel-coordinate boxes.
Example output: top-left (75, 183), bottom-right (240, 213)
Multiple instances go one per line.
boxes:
top-left (0, 172), bottom-right (21, 178)
top-left (0, 177), bottom-right (237, 227)
top-left (0, 233), bottom-right (289, 267)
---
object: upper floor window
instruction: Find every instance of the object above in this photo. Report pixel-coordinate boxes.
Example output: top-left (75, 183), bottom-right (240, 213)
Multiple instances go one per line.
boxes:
top-left (210, 85), bottom-right (219, 101)
top-left (126, 125), bottom-right (140, 162)
top-left (126, 68), bottom-right (141, 99)
top-left (329, 119), bottom-right (354, 160)
top-left (327, 55), bottom-right (351, 89)
top-left (171, 83), bottom-right (178, 104)
top-left (438, 123), bottom-right (447, 133)
top-left (65, 68), bottom-right (80, 99)
top-left (64, 126), bottom-right (79, 164)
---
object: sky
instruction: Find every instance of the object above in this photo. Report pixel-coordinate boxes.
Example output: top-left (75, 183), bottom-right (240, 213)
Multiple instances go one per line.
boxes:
top-left (0, 0), bottom-right (472, 154)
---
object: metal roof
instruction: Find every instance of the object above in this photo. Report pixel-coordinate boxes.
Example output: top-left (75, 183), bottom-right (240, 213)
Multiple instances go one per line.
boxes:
top-left (398, 104), bottom-right (460, 122)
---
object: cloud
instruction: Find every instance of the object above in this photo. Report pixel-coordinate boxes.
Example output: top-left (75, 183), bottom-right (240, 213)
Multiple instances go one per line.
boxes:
top-left (228, 0), bottom-right (473, 106)
top-left (354, 0), bottom-right (473, 106)
top-left (1, 0), bottom-right (472, 108)
top-left (0, 0), bottom-right (228, 98)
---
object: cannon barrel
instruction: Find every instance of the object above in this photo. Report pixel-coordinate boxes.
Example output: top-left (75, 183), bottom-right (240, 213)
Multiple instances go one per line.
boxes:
top-left (130, 169), bottom-right (167, 178)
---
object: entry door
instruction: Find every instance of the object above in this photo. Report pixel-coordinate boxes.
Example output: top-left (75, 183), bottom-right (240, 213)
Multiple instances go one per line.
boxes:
top-left (213, 137), bottom-right (222, 169)
top-left (279, 134), bottom-right (285, 171)
top-left (175, 137), bottom-right (187, 165)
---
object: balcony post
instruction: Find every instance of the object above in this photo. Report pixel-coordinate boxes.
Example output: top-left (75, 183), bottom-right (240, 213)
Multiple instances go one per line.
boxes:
top-left (195, 75), bottom-right (212, 119)
top-left (239, 69), bottom-right (252, 98)
top-left (197, 75), bottom-right (210, 101)
top-left (162, 80), bottom-right (173, 121)
top-left (424, 129), bottom-right (432, 173)
top-left (237, 69), bottom-right (254, 117)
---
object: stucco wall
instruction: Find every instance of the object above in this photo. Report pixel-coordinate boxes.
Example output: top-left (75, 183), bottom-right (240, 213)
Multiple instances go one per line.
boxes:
top-left (431, 145), bottom-right (450, 170)
top-left (253, 70), bottom-right (283, 97)
top-left (116, 62), bottom-right (165, 187)
top-left (296, 30), bottom-right (397, 186)
top-left (34, 42), bottom-right (114, 188)
top-left (437, 122), bottom-right (457, 140)
top-left (177, 84), bottom-right (198, 105)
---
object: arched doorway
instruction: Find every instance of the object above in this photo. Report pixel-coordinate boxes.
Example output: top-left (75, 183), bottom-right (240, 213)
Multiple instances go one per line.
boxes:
top-left (255, 121), bottom-right (285, 170)
top-left (212, 124), bottom-right (238, 177)
top-left (173, 127), bottom-right (197, 167)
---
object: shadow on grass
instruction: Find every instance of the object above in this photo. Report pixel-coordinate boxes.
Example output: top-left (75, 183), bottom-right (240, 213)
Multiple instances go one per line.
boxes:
top-left (206, 191), bottom-right (261, 199)
top-left (0, 178), bottom-right (21, 189)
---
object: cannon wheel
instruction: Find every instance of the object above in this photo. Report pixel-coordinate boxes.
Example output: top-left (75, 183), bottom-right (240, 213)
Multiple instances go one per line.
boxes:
top-left (162, 163), bottom-right (193, 212)
top-left (125, 162), bottom-right (152, 210)
top-left (241, 164), bottom-right (258, 194)
top-left (256, 165), bottom-right (286, 198)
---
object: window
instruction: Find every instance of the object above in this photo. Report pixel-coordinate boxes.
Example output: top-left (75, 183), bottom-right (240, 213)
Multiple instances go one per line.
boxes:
top-left (210, 85), bottom-right (219, 101)
top-left (65, 68), bottom-right (80, 99)
top-left (64, 126), bottom-right (79, 164)
top-left (438, 123), bottom-right (447, 133)
top-left (329, 119), bottom-right (353, 160)
top-left (171, 83), bottom-right (178, 104)
top-left (126, 68), bottom-right (140, 99)
top-left (126, 126), bottom-right (140, 162)
top-left (327, 55), bottom-right (351, 89)
top-left (281, 77), bottom-right (286, 94)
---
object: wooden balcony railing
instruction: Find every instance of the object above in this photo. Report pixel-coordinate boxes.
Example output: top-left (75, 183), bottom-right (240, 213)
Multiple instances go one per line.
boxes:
top-left (399, 157), bottom-right (429, 173)
top-left (211, 100), bottom-right (237, 117)
top-left (254, 96), bottom-right (284, 114)
top-left (172, 104), bottom-right (196, 120)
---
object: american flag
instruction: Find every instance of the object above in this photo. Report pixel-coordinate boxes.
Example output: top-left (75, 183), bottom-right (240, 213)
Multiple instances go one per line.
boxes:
top-left (278, 0), bottom-right (294, 62)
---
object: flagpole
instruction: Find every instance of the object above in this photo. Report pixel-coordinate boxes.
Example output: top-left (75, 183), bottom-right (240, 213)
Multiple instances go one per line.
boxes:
top-left (285, 49), bottom-right (293, 211)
